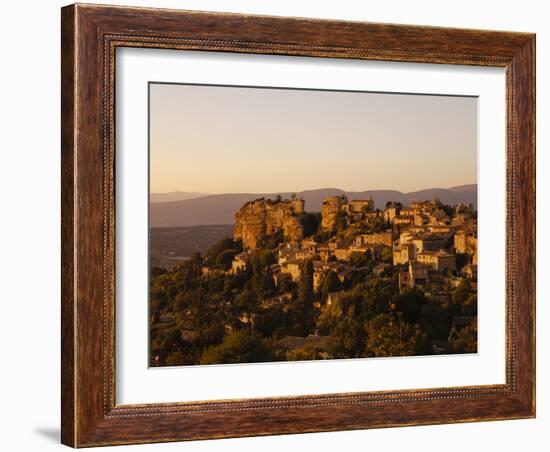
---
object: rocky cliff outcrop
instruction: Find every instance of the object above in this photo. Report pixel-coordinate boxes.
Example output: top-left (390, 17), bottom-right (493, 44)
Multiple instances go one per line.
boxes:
top-left (321, 195), bottom-right (348, 232)
top-left (234, 198), bottom-right (305, 249)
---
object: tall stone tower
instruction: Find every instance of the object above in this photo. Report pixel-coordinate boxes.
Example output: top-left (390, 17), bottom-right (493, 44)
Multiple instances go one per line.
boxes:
top-left (321, 195), bottom-right (348, 232)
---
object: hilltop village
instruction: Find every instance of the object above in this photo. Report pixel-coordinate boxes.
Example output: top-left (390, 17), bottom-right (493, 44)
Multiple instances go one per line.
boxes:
top-left (150, 194), bottom-right (478, 366)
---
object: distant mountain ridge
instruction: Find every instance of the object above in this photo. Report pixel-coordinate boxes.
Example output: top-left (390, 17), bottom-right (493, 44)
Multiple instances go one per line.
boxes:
top-left (150, 191), bottom-right (207, 203)
top-left (150, 185), bottom-right (477, 227)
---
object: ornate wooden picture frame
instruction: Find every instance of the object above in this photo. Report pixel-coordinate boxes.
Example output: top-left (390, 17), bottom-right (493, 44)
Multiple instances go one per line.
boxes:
top-left (61, 3), bottom-right (535, 447)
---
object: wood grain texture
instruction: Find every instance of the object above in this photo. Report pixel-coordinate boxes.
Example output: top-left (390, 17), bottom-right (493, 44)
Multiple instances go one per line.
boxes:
top-left (60, 4), bottom-right (76, 446)
top-left (60, 3), bottom-right (536, 447)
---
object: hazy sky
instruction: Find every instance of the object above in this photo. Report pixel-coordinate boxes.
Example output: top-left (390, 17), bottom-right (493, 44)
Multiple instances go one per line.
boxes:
top-left (149, 83), bottom-right (477, 194)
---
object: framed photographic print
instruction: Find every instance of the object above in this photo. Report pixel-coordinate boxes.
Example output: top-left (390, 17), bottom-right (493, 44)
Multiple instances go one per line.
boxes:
top-left (61, 3), bottom-right (536, 447)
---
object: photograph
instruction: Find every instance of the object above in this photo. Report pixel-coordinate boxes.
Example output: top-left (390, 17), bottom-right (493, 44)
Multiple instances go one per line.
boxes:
top-left (148, 83), bottom-right (479, 367)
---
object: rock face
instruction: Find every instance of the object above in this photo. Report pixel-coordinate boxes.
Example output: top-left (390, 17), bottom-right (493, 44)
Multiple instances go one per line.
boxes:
top-left (234, 198), bottom-right (305, 249)
top-left (321, 195), bottom-right (348, 232)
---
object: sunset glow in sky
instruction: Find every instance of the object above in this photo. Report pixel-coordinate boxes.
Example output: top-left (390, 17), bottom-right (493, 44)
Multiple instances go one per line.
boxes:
top-left (149, 83), bottom-right (477, 194)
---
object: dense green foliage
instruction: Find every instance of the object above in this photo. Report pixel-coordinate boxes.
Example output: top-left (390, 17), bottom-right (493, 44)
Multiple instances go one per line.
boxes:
top-left (150, 233), bottom-right (477, 366)
top-left (200, 331), bottom-right (274, 364)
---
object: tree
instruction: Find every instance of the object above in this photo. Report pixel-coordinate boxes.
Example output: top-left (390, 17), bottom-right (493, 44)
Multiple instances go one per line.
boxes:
top-left (297, 259), bottom-right (314, 306)
top-left (264, 230), bottom-right (284, 250)
top-left (420, 303), bottom-right (451, 341)
top-left (298, 212), bottom-right (321, 237)
top-left (432, 197), bottom-right (453, 217)
top-left (234, 289), bottom-right (258, 328)
top-left (153, 327), bottom-right (185, 364)
top-left (184, 252), bottom-right (203, 288)
top-left (276, 272), bottom-right (295, 293)
top-left (328, 317), bottom-right (366, 358)
top-left (199, 331), bottom-right (273, 364)
top-left (450, 320), bottom-right (477, 353)
top-left (151, 267), bottom-right (167, 277)
top-left (379, 247), bottom-right (393, 263)
top-left (385, 201), bottom-right (402, 210)
top-left (365, 313), bottom-right (425, 357)
top-left (197, 321), bottom-right (225, 349)
top-left (364, 216), bottom-right (386, 234)
top-left (317, 291), bottom-right (364, 335)
top-left (164, 351), bottom-right (185, 366)
top-left (335, 212), bottom-right (347, 234)
top-left (249, 250), bottom-right (276, 299)
top-left (463, 294), bottom-right (478, 316)
top-left (455, 253), bottom-right (469, 270)
top-left (249, 250), bottom-right (275, 274)
top-left (187, 287), bottom-right (208, 324)
top-left (173, 290), bottom-right (192, 313)
top-left (452, 279), bottom-right (472, 305)
top-left (319, 271), bottom-right (341, 302)
top-left (358, 279), bottom-right (397, 318)
top-left (205, 237), bottom-right (242, 265)
top-left (215, 249), bottom-right (238, 269)
top-left (150, 282), bottom-right (168, 322)
top-left (393, 288), bottom-right (427, 323)
top-left (313, 227), bottom-right (334, 243)
top-left (253, 305), bottom-right (288, 338)
top-left (349, 251), bottom-right (371, 267)
top-left (291, 259), bottom-right (315, 335)
top-left (287, 343), bottom-right (324, 361)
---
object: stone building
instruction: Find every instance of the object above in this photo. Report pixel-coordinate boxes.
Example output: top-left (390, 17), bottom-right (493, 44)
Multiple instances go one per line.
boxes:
top-left (312, 261), bottom-right (353, 291)
top-left (454, 230), bottom-right (478, 257)
top-left (400, 207), bottom-right (415, 216)
top-left (428, 209), bottom-right (450, 225)
top-left (277, 242), bottom-right (299, 265)
top-left (464, 263), bottom-right (478, 280)
top-left (393, 242), bottom-right (416, 265)
top-left (455, 203), bottom-right (474, 214)
top-left (279, 260), bottom-right (302, 282)
top-left (342, 198), bottom-right (375, 222)
top-left (300, 238), bottom-right (319, 253)
top-left (398, 261), bottom-right (429, 292)
top-left (384, 206), bottom-right (401, 223)
top-left (411, 200), bottom-right (437, 215)
top-left (392, 215), bottom-right (414, 227)
top-left (231, 252), bottom-right (249, 274)
top-left (317, 245), bottom-right (331, 263)
top-left (414, 214), bottom-right (429, 226)
top-left (321, 195), bottom-right (376, 231)
top-left (333, 246), bottom-right (353, 262)
top-left (412, 233), bottom-right (449, 255)
top-left (416, 250), bottom-right (456, 273)
top-left (428, 225), bottom-right (453, 235)
top-left (355, 232), bottom-right (394, 248)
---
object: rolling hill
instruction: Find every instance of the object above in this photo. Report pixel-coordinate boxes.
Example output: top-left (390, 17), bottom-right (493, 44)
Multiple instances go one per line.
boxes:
top-left (150, 191), bottom-right (207, 203)
top-left (150, 185), bottom-right (477, 227)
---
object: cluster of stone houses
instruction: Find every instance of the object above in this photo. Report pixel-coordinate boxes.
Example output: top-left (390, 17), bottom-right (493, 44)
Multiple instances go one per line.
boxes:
top-left (230, 196), bottom-right (477, 299)
top-left (321, 195), bottom-right (378, 231)
top-left (389, 201), bottom-right (478, 296)
top-left (269, 231), bottom-right (398, 291)
top-left (271, 240), bottom-right (355, 291)
top-left (193, 196), bottom-right (478, 359)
